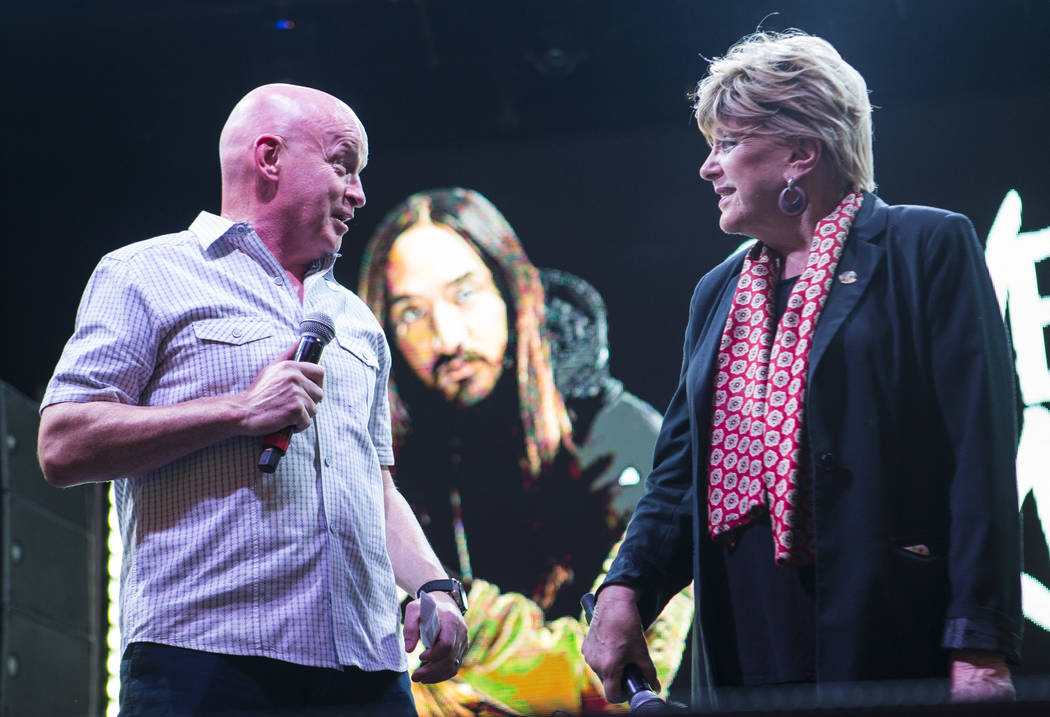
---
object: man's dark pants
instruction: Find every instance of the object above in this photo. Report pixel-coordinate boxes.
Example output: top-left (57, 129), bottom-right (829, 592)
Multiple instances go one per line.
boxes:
top-left (119, 642), bottom-right (417, 716)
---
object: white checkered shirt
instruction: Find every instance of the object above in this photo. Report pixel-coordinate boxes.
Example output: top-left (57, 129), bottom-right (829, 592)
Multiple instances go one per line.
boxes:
top-left (42, 212), bottom-right (406, 671)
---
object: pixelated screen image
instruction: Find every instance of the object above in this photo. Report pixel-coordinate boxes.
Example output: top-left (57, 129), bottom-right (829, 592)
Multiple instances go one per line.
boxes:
top-left (355, 186), bottom-right (693, 714)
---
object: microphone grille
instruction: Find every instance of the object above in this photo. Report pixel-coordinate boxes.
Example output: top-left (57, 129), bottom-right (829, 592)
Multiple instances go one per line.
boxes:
top-left (300, 312), bottom-right (336, 345)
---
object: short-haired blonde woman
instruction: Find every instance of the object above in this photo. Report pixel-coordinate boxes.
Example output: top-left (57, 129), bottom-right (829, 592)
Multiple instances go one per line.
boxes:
top-left (582, 30), bottom-right (1021, 706)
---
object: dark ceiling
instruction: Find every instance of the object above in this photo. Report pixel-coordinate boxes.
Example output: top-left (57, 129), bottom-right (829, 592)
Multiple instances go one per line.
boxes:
top-left (8, 0), bottom-right (1049, 145)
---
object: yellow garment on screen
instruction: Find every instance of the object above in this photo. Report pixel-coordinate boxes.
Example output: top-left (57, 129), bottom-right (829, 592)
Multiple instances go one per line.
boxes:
top-left (409, 569), bottom-right (693, 715)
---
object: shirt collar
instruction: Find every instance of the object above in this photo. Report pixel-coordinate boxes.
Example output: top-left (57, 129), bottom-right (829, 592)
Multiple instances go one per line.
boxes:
top-left (189, 211), bottom-right (237, 248)
top-left (188, 211), bottom-right (340, 277)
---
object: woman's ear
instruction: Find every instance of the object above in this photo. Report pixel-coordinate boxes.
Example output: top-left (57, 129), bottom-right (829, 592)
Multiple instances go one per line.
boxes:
top-left (787, 137), bottom-right (822, 181)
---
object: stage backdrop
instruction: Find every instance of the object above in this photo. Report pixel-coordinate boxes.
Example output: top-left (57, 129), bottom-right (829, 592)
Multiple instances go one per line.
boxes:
top-left (3, 1), bottom-right (1049, 715)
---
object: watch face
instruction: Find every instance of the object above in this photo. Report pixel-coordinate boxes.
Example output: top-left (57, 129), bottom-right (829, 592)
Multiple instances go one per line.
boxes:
top-left (446, 580), bottom-right (466, 613)
top-left (454, 581), bottom-right (468, 612)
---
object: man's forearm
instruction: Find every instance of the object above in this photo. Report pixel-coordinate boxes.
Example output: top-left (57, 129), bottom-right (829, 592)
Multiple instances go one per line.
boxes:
top-left (40, 347), bottom-right (326, 487)
top-left (382, 467), bottom-right (449, 594)
top-left (38, 398), bottom-right (247, 487)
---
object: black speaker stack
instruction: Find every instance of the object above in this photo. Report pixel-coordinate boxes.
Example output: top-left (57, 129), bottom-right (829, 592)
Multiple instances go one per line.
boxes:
top-left (0, 381), bottom-right (105, 716)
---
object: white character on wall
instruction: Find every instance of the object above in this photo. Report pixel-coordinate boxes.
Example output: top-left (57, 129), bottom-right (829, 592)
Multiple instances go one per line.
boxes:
top-left (985, 189), bottom-right (1050, 631)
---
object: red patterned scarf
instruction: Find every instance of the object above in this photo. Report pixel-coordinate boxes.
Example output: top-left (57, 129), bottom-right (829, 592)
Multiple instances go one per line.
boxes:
top-left (707, 192), bottom-right (864, 564)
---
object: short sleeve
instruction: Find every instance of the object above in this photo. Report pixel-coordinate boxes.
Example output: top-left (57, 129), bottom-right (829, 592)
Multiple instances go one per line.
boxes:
top-left (42, 255), bottom-right (158, 410)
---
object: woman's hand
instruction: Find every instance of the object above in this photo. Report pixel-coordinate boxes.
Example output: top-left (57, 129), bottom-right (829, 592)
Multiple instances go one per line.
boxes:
top-left (949, 649), bottom-right (1015, 702)
top-left (581, 585), bottom-right (660, 703)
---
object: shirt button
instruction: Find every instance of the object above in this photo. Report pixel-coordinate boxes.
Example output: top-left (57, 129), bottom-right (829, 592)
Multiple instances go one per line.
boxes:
top-left (324, 457), bottom-right (332, 467)
top-left (273, 275), bottom-right (283, 286)
top-left (230, 328), bottom-right (243, 338)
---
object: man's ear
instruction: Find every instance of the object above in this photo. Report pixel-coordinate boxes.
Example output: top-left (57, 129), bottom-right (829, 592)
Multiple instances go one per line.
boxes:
top-left (786, 137), bottom-right (822, 181)
top-left (253, 134), bottom-right (282, 183)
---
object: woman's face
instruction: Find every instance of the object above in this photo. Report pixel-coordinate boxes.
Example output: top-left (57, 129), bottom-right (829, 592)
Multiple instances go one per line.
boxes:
top-left (699, 122), bottom-right (795, 240)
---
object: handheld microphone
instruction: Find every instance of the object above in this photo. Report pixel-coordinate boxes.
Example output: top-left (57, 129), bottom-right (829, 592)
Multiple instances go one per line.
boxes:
top-left (581, 592), bottom-right (669, 713)
top-left (258, 312), bottom-right (336, 473)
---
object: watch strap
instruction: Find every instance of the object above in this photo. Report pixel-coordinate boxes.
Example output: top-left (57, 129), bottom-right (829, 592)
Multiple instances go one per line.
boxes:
top-left (416, 578), bottom-right (467, 614)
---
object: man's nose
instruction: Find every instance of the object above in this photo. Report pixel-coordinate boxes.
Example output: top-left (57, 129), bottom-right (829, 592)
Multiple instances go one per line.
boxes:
top-left (430, 301), bottom-right (466, 354)
top-left (346, 175), bottom-right (365, 209)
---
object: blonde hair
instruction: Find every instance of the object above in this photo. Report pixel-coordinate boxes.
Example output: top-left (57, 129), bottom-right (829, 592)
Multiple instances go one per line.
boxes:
top-left (692, 30), bottom-right (875, 192)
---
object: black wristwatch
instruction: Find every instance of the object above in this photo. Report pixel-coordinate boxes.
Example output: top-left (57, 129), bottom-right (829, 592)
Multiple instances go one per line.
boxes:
top-left (416, 578), bottom-right (468, 615)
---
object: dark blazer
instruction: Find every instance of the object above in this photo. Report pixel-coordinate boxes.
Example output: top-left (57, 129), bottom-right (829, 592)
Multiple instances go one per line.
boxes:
top-left (605, 193), bottom-right (1022, 703)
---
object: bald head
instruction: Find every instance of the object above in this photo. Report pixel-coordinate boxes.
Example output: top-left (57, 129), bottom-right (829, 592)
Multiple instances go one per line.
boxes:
top-left (219, 83), bottom-right (365, 195)
top-left (217, 83), bottom-right (369, 276)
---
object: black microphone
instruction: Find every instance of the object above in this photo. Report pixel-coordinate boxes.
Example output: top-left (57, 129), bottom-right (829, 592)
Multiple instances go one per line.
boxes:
top-left (258, 312), bottom-right (336, 473)
top-left (581, 592), bottom-right (669, 713)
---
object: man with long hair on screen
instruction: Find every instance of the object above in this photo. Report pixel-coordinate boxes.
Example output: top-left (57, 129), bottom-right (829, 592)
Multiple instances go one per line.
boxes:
top-left (359, 187), bottom-right (692, 715)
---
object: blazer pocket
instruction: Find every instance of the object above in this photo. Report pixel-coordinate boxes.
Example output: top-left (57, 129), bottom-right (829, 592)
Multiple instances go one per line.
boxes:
top-left (900, 543), bottom-right (931, 557)
top-left (890, 541), bottom-right (943, 566)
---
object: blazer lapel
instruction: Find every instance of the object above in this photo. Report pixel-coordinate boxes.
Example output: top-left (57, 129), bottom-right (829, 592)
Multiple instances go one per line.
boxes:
top-left (688, 254), bottom-right (746, 411)
top-left (808, 193), bottom-right (889, 375)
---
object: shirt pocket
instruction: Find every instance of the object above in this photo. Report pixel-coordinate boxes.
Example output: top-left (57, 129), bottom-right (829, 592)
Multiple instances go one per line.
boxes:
top-left (332, 331), bottom-right (380, 412)
top-left (192, 318), bottom-right (274, 346)
top-left (185, 318), bottom-right (276, 394)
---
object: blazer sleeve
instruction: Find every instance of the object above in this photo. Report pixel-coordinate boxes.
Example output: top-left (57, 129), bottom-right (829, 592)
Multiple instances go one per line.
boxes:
top-left (600, 280), bottom-right (707, 627)
top-left (922, 212), bottom-right (1023, 660)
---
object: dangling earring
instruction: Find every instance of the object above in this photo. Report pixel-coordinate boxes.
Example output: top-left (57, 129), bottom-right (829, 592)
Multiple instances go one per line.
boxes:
top-left (778, 177), bottom-right (808, 216)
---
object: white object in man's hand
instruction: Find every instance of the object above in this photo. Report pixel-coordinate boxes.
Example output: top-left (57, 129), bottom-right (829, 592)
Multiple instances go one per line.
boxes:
top-left (419, 589), bottom-right (441, 649)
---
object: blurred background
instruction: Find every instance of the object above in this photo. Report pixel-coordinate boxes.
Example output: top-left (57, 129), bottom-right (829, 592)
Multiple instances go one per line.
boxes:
top-left (2, 1), bottom-right (1049, 714)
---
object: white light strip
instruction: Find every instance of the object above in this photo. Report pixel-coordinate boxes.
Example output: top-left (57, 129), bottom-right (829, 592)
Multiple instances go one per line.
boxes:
top-left (106, 482), bottom-right (122, 716)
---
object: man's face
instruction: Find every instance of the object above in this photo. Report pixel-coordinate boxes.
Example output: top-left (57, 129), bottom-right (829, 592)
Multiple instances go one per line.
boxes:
top-left (277, 105), bottom-right (367, 261)
top-left (386, 222), bottom-right (509, 407)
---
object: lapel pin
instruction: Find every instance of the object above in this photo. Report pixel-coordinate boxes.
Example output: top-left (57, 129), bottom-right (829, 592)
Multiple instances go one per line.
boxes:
top-left (838, 270), bottom-right (858, 285)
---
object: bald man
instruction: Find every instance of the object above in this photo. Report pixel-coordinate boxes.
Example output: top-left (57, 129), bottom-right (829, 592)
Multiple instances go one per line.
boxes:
top-left (38, 84), bottom-right (466, 716)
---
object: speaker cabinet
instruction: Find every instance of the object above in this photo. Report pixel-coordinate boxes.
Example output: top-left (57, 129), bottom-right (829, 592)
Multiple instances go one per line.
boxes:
top-left (1, 381), bottom-right (104, 716)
